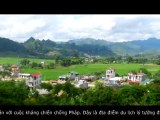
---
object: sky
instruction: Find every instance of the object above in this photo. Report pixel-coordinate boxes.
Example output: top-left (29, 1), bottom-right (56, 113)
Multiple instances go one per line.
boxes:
top-left (0, 14), bottom-right (160, 42)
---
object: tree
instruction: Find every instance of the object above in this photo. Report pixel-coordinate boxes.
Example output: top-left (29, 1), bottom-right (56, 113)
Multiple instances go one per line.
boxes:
top-left (82, 83), bottom-right (115, 105)
top-left (139, 68), bottom-right (152, 78)
top-left (72, 50), bottom-right (79, 58)
top-left (0, 71), bottom-right (10, 78)
top-left (112, 85), bottom-right (146, 105)
top-left (138, 58), bottom-right (147, 65)
top-left (107, 57), bottom-right (115, 63)
top-left (60, 58), bottom-right (71, 67)
top-left (152, 70), bottom-right (160, 84)
top-left (47, 62), bottom-right (55, 69)
top-left (20, 59), bottom-right (30, 66)
top-left (155, 60), bottom-right (160, 65)
top-left (0, 80), bottom-right (29, 105)
top-left (24, 98), bottom-right (38, 105)
top-left (31, 62), bottom-right (38, 68)
top-left (41, 83), bottom-right (53, 91)
top-left (126, 56), bottom-right (133, 63)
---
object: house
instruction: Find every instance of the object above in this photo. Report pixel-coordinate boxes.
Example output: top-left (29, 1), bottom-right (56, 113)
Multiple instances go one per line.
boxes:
top-left (127, 72), bottom-right (146, 84)
top-left (59, 75), bottom-right (69, 81)
top-left (18, 73), bottom-right (30, 79)
top-left (106, 68), bottom-right (115, 80)
top-left (26, 72), bottom-right (41, 90)
top-left (103, 68), bottom-right (124, 86)
top-left (68, 71), bottom-right (79, 80)
top-left (59, 71), bottom-right (79, 81)
top-left (75, 76), bottom-right (80, 82)
top-left (11, 64), bottom-right (20, 77)
top-left (40, 61), bottom-right (45, 67)
top-left (0, 65), bottom-right (4, 72)
top-left (107, 77), bottom-right (122, 85)
top-left (80, 75), bottom-right (97, 82)
top-left (76, 79), bottom-right (88, 89)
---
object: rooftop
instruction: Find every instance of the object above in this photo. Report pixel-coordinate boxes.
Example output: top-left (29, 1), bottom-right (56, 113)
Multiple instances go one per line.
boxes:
top-left (109, 77), bottom-right (122, 81)
top-left (19, 73), bottom-right (30, 76)
top-left (31, 72), bottom-right (41, 77)
top-left (11, 64), bottom-right (19, 68)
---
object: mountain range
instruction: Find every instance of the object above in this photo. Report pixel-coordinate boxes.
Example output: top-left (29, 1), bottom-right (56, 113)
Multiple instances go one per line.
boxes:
top-left (68, 38), bottom-right (160, 55)
top-left (0, 37), bottom-right (160, 58)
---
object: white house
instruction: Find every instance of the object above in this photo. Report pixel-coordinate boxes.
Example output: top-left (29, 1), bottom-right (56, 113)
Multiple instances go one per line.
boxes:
top-left (69, 71), bottom-right (79, 80)
top-left (26, 72), bottom-right (41, 90)
top-left (75, 76), bottom-right (80, 82)
top-left (106, 68), bottom-right (115, 80)
top-left (40, 61), bottom-right (45, 67)
top-left (127, 72), bottom-right (145, 84)
top-left (107, 77), bottom-right (122, 85)
top-left (18, 73), bottom-right (30, 79)
top-left (76, 80), bottom-right (88, 89)
top-left (81, 75), bottom-right (97, 82)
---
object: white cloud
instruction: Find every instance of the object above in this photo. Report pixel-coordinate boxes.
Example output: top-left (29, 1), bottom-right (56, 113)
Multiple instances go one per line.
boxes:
top-left (1, 15), bottom-right (160, 42)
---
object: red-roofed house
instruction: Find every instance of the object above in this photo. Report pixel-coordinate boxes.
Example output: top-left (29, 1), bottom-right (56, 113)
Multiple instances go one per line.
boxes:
top-left (26, 72), bottom-right (41, 90)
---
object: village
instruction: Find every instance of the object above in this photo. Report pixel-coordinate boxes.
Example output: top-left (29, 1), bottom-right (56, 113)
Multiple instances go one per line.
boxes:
top-left (0, 63), bottom-right (153, 95)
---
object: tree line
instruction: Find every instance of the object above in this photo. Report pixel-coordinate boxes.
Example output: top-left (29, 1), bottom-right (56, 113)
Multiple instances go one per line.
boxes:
top-left (0, 70), bottom-right (160, 105)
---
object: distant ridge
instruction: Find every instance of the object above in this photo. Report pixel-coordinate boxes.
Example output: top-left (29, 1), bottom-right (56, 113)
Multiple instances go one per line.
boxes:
top-left (0, 36), bottom-right (160, 57)
top-left (0, 37), bottom-right (29, 57)
top-left (68, 37), bottom-right (160, 55)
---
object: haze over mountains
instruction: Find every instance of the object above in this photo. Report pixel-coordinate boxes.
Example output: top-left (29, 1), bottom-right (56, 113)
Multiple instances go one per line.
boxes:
top-left (0, 37), bottom-right (160, 58)
top-left (68, 37), bottom-right (160, 55)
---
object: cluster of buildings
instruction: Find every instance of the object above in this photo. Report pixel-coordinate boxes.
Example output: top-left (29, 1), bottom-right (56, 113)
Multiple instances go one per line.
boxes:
top-left (103, 67), bottom-right (150, 86)
top-left (1, 63), bottom-right (152, 92)
top-left (0, 64), bottom-right (41, 90)
top-left (58, 71), bottom-right (98, 89)
top-left (57, 67), bottom-right (151, 89)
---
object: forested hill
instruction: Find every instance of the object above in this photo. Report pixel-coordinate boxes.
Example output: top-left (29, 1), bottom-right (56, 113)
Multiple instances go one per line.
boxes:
top-left (0, 37), bottom-right (29, 57)
top-left (23, 37), bottom-right (115, 57)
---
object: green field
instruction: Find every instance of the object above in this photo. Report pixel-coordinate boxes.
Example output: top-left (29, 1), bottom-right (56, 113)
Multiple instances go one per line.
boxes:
top-left (0, 57), bottom-right (54, 64)
top-left (0, 57), bottom-right (159, 80)
top-left (21, 63), bottom-right (160, 80)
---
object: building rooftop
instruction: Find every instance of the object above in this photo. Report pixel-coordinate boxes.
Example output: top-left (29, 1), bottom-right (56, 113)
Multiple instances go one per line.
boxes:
top-left (19, 73), bottom-right (30, 76)
top-left (11, 64), bottom-right (19, 68)
top-left (109, 77), bottom-right (122, 81)
top-left (31, 72), bottom-right (41, 77)
top-left (128, 80), bottom-right (140, 84)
